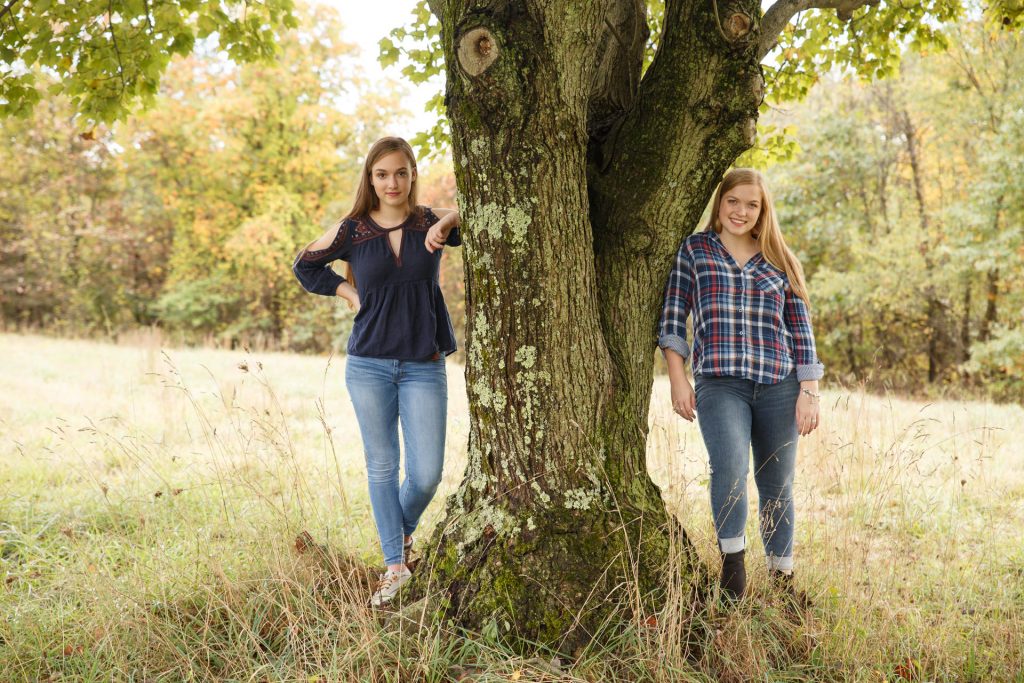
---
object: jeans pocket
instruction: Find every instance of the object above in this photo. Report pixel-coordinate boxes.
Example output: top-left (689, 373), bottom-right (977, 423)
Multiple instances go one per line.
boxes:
top-left (345, 355), bottom-right (388, 386)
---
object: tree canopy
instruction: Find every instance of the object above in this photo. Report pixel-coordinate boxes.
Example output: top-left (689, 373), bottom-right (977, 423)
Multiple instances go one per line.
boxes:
top-left (4, 0), bottom-right (1022, 134)
top-left (1, 0), bottom-right (296, 122)
top-left (377, 0), bottom-right (1022, 159)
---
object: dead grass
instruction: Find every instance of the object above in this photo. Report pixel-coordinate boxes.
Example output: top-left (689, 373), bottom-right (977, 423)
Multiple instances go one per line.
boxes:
top-left (1, 332), bottom-right (1022, 681)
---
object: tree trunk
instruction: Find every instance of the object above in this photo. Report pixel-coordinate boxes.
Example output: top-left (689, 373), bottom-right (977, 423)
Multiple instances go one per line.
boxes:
top-left (972, 197), bottom-right (1003, 347)
top-left (898, 107), bottom-right (952, 384)
top-left (960, 280), bottom-right (971, 364)
top-left (979, 268), bottom-right (999, 343)
top-left (411, 0), bottom-right (764, 651)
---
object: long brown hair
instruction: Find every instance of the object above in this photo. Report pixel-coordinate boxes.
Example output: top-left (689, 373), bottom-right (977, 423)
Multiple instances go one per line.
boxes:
top-left (342, 137), bottom-right (420, 289)
top-left (705, 168), bottom-right (810, 306)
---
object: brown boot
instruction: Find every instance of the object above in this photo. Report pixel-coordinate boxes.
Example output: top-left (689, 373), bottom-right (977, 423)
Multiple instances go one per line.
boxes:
top-left (720, 550), bottom-right (746, 601)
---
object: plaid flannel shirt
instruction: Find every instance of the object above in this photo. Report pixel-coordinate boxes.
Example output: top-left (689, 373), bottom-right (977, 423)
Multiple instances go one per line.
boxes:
top-left (658, 231), bottom-right (824, 384)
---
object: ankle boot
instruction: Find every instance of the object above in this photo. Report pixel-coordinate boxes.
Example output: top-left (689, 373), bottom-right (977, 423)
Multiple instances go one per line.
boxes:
top-left (769, 568), bottom-right (793, 590)
top-left (770, 569), bottom-right (812, 609)
top-left (720, 549), bottom-right (746, 600)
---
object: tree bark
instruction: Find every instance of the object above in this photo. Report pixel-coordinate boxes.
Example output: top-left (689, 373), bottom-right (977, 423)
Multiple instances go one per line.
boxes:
top-left (410, 0), bottom-right (764, 650)
top-left (979, 268), bottom-right (999, 343)
top-left (960, 281), bottom-right (971, 364)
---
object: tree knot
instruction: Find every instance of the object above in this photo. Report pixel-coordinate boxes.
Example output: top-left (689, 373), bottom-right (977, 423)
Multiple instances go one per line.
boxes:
top-left (458, 27), bottom-right (500, 77)
top-left (724, 12), bottom-right (751, 40)
top-left (711, 0), bottom-right (754, 46)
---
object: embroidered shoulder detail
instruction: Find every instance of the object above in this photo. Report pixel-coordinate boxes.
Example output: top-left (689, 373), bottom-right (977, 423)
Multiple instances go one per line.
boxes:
top-left (405, 207), bottom-right (439, 233)
top-left (351, 219), bottom-right (378, 244)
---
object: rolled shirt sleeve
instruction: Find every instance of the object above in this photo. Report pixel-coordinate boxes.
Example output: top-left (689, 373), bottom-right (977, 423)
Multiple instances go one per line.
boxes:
top-left (658, 243), bottom-right (695, 359)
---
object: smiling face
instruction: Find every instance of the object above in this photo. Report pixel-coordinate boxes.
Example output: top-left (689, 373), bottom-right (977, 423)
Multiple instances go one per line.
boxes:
top-left (370, 150), bottom-right (417, 211)
top-left (717, 183), bottom-right (763, 240)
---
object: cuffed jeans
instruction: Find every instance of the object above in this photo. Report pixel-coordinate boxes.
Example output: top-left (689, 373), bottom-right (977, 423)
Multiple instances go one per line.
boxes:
top-left (344, 355), bottom-right (447, 566)
top-left (695, 373), bottom-right (800, 572)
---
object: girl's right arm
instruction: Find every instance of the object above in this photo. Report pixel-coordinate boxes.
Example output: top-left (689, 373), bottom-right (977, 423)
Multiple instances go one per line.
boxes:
top-left (658, 243), bottom-right (697, 421)
top-left (292, 221), bottom-right (357, 307)
top-left (665, 348), bottom-right (696, 421)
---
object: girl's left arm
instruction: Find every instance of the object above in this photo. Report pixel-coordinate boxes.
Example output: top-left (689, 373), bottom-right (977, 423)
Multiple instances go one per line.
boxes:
top-left (783, 288), bottom-right (824, 383)
top-left (783, 288), bottom-right (824, 435)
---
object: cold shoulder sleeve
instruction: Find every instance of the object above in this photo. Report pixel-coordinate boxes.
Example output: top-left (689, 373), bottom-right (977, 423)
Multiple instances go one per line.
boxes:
top-left (292, 220), bottom-right (353, 296)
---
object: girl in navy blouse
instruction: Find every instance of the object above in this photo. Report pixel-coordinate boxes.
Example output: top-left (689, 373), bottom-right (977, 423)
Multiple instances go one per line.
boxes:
top-left (293, 137), bottom-right (461, 607)
top-left (659, 168), bottom-right (824, 602)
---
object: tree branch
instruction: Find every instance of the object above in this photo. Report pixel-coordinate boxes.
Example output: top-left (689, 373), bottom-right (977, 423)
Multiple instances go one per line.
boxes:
top-left (591, 0), bottom-right (763, 246)
top-left (586, 0), bottom-right (765, 387)
top-left (108, 0), bottom-right (127, 95)
top-left (0, 0), bottom-right (22, 23)
top-left (587, 0), bottom-right (647, 152)
top-left (5, 1), bottom-right (24, 41)
top-left (141, 0), bottom-right (154, 31)
top-left (757, 0), bottom-right (880, 60)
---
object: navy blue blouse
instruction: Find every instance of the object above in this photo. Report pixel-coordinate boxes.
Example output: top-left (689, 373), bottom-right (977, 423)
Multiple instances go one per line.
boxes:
top-left (292, 207), bottom-right (462, 360)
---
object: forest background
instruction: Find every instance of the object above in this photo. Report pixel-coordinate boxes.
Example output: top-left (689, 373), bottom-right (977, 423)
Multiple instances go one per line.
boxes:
top-left (1, 2), bottom-right (1022, 402)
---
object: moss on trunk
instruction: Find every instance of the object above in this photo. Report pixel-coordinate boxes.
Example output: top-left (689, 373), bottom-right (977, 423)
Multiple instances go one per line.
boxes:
top-left (414, 494), bottom-right (681, 651)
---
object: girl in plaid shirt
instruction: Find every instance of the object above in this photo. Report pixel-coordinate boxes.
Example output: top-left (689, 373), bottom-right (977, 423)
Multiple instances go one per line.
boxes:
top-left (659, 168), bottom-right (824, 601)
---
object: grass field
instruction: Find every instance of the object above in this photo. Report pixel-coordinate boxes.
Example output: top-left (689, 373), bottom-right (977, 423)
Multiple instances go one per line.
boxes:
top-left (1, 332), bottom-right (1022, 681)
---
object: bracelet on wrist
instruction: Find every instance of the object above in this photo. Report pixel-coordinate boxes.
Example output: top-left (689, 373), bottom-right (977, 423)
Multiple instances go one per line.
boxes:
top-left (801, 388), bottom-right (821, 402)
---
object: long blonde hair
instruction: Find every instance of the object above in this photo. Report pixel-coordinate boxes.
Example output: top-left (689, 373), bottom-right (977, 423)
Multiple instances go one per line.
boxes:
top-left (340, 137), bottom-right (420, 289)
top-left (705, 168), bottom-right (810, 306)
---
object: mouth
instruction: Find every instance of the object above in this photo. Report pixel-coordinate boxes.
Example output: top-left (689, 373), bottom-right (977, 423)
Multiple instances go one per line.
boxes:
top-left (728, 217), bottom-right (747, 228)
top-left (385, 192), bottom-right (401, 198)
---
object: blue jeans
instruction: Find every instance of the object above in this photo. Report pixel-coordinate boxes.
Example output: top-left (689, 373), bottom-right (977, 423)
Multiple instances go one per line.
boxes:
top-left (344, 355), bottom-right (447, 566)
top-left (694, 373), bottom-right (800, 571)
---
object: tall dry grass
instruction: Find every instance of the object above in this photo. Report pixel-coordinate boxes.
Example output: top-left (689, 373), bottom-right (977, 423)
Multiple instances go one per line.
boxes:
top-left (1, 332), bottom-right (1021, 681)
